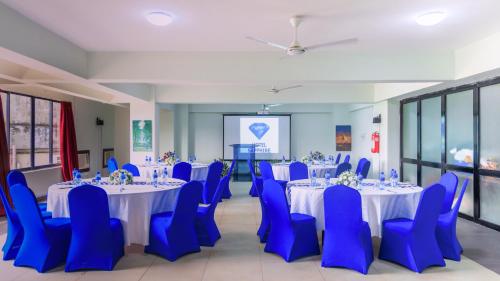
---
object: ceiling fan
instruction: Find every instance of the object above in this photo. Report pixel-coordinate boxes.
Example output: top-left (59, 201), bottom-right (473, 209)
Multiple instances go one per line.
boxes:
top-left (246, 15), bottom-right (358, 56)
top-left (266, 85), bottom-right (302, 94)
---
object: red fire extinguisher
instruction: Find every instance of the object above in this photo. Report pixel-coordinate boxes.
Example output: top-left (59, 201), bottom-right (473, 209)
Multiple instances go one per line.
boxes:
top-left (371, 131), bottom-right (380, 153)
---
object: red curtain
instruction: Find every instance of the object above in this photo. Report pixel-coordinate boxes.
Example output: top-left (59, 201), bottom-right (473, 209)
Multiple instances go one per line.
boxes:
top-left (60, 102), bottom-right (78, 181)
top-left (0, 93), bottom-right (11, 216)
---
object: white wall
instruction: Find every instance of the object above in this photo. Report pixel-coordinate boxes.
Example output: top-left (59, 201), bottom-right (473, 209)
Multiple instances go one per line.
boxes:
top-left (350, 106), bottom-right (374, 177)
top-left (114, 105), bottom-right (130, 168)
top-left (159, 109), bottom-right (174, 155)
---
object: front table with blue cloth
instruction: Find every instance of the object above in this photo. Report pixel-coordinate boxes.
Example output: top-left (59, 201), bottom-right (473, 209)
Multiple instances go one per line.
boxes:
top-left (288, 178), bottom-right (423, 237)
top-left (47, 177), bottom-right (186, 246)
top-left (272, 162), bottom-right (337, 181)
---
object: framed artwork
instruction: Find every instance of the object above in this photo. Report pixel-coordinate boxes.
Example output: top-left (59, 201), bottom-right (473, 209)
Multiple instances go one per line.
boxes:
top-left (77, 150), bottom-right (90, 172)
top-left (132, 120), bottom-right (152, 152)
top-left (336, 125), bottom-right (352, 151)
top-left (102, 148), bottom-right (115, 168)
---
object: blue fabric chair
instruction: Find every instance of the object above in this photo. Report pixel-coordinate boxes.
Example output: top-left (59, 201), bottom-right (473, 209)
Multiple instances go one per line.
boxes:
top-left (249, 160), bottom-right (269, 242)
top-left (172, 162), bottom-right (192, 182)
top-left (222, 160), bottom-right (236, 199)
top-left (436, 179), bottom-right (469, 261)
top-left (122, 163), bottom-right (140, 177)
top-left (10, 184), bottom-right (72, 273)
top-left (0, 185), bottom-right (23, 260)
top-left (247, 159), bottom-right (260, 197)
top-left (379, 183), bottom-right (446, 273)
top-left (343, 154), bottom-right (351, 163)
top-left (322, 185), bottom-right (373, 274)
top-left (355, 158), bottom-right (371, 179)
top-left (439, 172), bottom-right (459, 213)
top-left (334, 162), bottom-right (352, 178)
top-left (145, 181), bottom-right (202, 261)
top-left (7, 170), bottom-right (48, 212)
top-left (107, 157), bottom-right (119, 174)
top-left (262, 179), bottom-right (320, 262)
top-left (65, 185), bottom-right (124, 272)
top-left (259, 161), bottom-right (287, 190)
top-left (289, 162), bottom-right (308, 181)
top-left (195, 175), bottom-right (230, 246)
top-left (335, 153), bottom-right (342, 165)
top-left (202, 161), bottom-right (223, 204)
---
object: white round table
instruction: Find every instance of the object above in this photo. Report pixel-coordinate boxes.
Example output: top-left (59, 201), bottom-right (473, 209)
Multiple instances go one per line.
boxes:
top-left (47, 177), bottom-right (186, 246)
top-left (287, 178), bottom-right (423, 237)
top-left (272, 163), bottom-right (337, 181)
top-left (137, 163), bottom-right (209, 181)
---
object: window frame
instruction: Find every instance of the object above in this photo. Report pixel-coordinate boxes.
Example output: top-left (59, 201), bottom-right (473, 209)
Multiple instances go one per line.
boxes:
top-left (2, 90), bottom-right (61, 171)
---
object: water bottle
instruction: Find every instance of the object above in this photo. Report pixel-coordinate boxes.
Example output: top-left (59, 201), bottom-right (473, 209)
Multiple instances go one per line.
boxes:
top-left (188, 155), bottom-right (193, 163)
top-left (175, 157), bottom-right (180, 164)
top-left (157, 156), bottom-right (162, 164)
top-left (152, 170), bottom-right (159, 187)
top-left (357, 173), bottom-right (363, 189)
top-left (325, 171), bottom-right (331, 186)
top-left (161, 167), bottom-right (168, 183)
top-left (308, 159), bottom-right (312, 167)
top-left (379, 171), bottom-right (385, 190)
top-left (145, 155), bottom-right (149, 166)
top-left (95, 171), bottom-right (102, 185)
top-left (292, 156), bottom-right (297, 162)
top-left (392, 170), bottom-right (399, 187)
top-left (145, 169), bottom-right (152, 184)
top-left (311, 170), bottom-right (317, 187)
top-left (72, 168), bottom-right (78, 185)
top-left (120, 171), bottom-right (126, 184)
top-left (75, 170), bottom-right (82, 186)
top-left (282, 155), bottom-right (285, 164)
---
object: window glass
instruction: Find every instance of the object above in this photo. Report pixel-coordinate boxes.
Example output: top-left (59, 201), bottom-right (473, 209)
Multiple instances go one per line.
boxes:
top-left (9, 94), bottom-right (32, 168)
top-left (421, 166), bottom-right (441, 188)
top-left (34, 99), bottom-right (51, 166)
top-left (446, 91), bottom-right (474, 167)
top-left (403, 102), bottom-right (418, 159)
top-left (479, 84), bottom-right (500, 170)
top-left (402, 163), bottom-right (417, 185)
top-left (52, 102), bottom-right (61, 164)
top-left (421, 97), bottom-right (442, 162)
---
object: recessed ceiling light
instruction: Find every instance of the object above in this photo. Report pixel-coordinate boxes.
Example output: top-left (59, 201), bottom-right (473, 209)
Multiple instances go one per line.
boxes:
top-left (416, 11), bottom-right (446, 26)
top-left (146, 11), bottom-right (173, 26)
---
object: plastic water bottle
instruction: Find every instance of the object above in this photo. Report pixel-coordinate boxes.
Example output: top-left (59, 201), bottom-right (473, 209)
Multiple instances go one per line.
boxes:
top-left (175, 157), bottom-right (180, 164)
top-left (95, 171), bottom-right (101, 185)
top-left (145, 155), bottom-right (149, 166)
top-left (379, 171), bottom-right (385, 190)
top-left (311, 170), bottom-right (317, 187)
top-left (152, 169), bottom-right (158, 187)
top-left (282, 155), bottom-right (285, 164)
top-left (357, 173), bottom-right (363, 190)
top-left (188, 156), bottom-right (192, 163)
top-left (120, 171), bottom-right (126, 184)
top-left (75, 170), bottom-right (81, 186)
top-left (72, 168), bottom-right (78, 185)
top-left (391, 169), bottom-right (399, 187)
top-left (157, 156), bottom-right (162, 164)
top-left (325, 171), bottom-right (331, 186)
top-left (161, 167), bottom-right (168, 183)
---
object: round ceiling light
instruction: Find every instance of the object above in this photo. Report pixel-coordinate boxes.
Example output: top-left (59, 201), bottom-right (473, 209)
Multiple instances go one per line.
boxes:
top-left (416, 11), bottom-right (446, 26)
top-left (146, 11), bottom-right (173, 26)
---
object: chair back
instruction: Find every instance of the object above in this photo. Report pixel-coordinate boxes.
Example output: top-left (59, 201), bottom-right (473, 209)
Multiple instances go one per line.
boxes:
top-left (107, 157), bottom-right (119, 173)
top-left (451, 179), bottom-right (468, 217)
top-left (262, 179), bottom-right (292, 231)
top-left (289, 161), bottom-right (308, 181)
top-left (170, 181), bottom-right (203, 226)
top-left (9, 184), bottom-right (45, 238)
top-left (248, 159), bottom-right (263, 196)
top-left (344, 154), bottom-right (351, 163)
top-left (172, 162), bottom-right (192, 182)
top-left (227, 160), bottom-right (236, 179)
top-left (412, 183), bottom-right (445, 232)
top-left (335, 153), bottom-right (342, 165)
top-left (335, 162), bottom-right (352, 177)
top-left (439, 172), bottom-right (459, 213)
top-left (324, 185), bottom-right (363, 231)
top-left (0, 184), bottom-right (15, 220)
top-left (203, 161), bottom-right (223, 202)
top-left (355, 158), bottom-right (371, 179)
top-left (68, 185), bottom-right (112, 251)
top-left (209, 175), bottom-right (230, 213)
top-left (7, 170), bottom-right (28, 188)
top-left (259, 161), bottom-right (275, 181)
top-left (122, 163), bottom-right (140, 176)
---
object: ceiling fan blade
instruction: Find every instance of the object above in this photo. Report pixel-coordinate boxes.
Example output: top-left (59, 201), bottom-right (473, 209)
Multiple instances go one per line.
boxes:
top-left (304, 38), bottom-right (358, 51)
top-left (245, 36), bottom-right (288, 50)
top-left (278, 85), bottom-right (302, 92)
top-left (267, 103), bottom-right (282, 107)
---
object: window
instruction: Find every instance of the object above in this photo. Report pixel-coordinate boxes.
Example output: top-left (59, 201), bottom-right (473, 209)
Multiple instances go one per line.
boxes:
top-left (1, 91), bottom-right (61, 170)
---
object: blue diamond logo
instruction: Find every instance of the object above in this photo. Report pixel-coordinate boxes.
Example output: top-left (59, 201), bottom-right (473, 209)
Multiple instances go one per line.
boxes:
top-left (249, 123), bottom-right (270, 140)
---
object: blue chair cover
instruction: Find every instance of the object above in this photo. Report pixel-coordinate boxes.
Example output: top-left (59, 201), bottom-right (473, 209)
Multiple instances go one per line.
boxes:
top-left (121, 163), bottom-right (140, 177)
top-left (436, 179), bottom-right (469, 261)
top-left (0, 184), bottom-right (23, 260)
top-left (107, 157), bottom-right (119, 174)
top-left (335, 153), bottom-right (342, 165)
top-left (259, 161), bottom-right (287, 190)
top-left (439, 172), bottom-right (458, 213)
top-left (10, 184), bottom-right (72, 273)
top-left (7, 170), bottom-right (47, 212)
top-left (262, 179), bottom-right (320, 262)
top-left (222, 160), bottom-right (236, 199)
top-left (202, 161), bottom-right (223, 204)
top-left (379, 183), bottom-right (446, 273)
top-left (145, 181), bottom-right (202, 261)
top-left (172, 162), bottom-right (192, 182)
top-left (247, 159), bottom-right (260, 197)
top-left (248, 159), bottom-right (269, 242)
top-left (65, 185), bottom-right (124, 271)
top-left (289, 162), bottom-right (308, 181)
top-left (195, 175), bottom-right (230, 246)
top-left (322, 185), bottom-right (373, 274)
top-left (334, 162), bottom-right (352, 178)
top-left (343, 154), bottom-right (350, 163)
top-left (355, 158), bottom-right (371, 179)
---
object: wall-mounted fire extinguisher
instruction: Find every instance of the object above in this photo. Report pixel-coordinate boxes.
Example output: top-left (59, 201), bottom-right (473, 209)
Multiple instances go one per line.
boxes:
top-left (371, 131), bottom-right (380, 153)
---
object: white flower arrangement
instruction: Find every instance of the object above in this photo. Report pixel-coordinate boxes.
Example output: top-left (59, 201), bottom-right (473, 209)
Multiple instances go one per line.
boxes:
top-left (301, 151), bottom-right (325, 163)
top-left (109, 169), bottom-right (134, 185)
top-left (338, 171), bottom-right (358, 188)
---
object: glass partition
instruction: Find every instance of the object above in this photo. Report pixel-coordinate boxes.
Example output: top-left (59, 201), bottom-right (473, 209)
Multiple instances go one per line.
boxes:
top-left (480, 84), bottom-right (500, 170)
top-left (402, 102), bottom-right (418, 159)
top-left (402, 163), bottom-right (417, 185)
top-left (446, 90), bottom-right (474, 168)
top-left (421, 166), bottom-right (441, 188)
top-left (421, 97), bottom-right (441, 163)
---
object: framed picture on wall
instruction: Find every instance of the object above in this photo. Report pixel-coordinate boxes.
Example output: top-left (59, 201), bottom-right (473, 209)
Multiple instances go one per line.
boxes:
top-left (336, 125), bottom-right (352, 151)
top-left (102, 148), bottom-right (115, 168)
top-left (77, 150), bottom-right (90, 172)
top-left (132, 120), bottom-right (153, 152)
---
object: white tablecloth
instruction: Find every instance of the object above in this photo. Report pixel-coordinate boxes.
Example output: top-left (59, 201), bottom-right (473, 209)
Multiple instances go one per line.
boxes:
top-left (272, 163), bottom-right (337, 181)
top-left (137, 163), bottom-right (209, 181)
top-left (47, 177), bottom-right (186, 246)
top-left (288, 179), bottom-right (423, 237)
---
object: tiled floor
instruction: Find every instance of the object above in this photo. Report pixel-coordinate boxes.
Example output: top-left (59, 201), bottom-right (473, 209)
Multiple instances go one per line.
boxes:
top-left (1, 181), bottom-right (499, 281)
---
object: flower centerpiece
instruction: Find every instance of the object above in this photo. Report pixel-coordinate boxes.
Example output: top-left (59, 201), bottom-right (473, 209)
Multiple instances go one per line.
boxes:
top-left (161, 151), bottom-right (176, 165)
top-left (301, 151), bottom-right (325, 163)
top-left (109, 169), bottom-right (134, 185)
top-left (338, 171), bottom-right (359, 188)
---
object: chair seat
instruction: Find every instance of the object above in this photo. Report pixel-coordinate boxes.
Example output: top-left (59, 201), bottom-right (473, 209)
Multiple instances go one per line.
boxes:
top-left (291, 213), bottom-right (316, 223)
top-left (383, 218), bottom-right (413, 232)
top-left (44, 217), bottom-right (71, 228)
top-left (41, 211), bottom-right (52, 219)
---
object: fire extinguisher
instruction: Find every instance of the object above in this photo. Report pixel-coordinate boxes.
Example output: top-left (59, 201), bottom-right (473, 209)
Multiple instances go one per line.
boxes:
top-left (371, 131), bottom-right (380, 153)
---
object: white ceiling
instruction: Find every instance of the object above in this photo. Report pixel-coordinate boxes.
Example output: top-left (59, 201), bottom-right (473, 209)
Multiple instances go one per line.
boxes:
top-left (2, 0), bottom-right (500, 52)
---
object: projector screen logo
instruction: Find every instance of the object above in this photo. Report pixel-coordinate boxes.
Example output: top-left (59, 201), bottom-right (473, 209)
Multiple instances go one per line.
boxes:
top-left (249, 123), bottom-right (270, 140)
